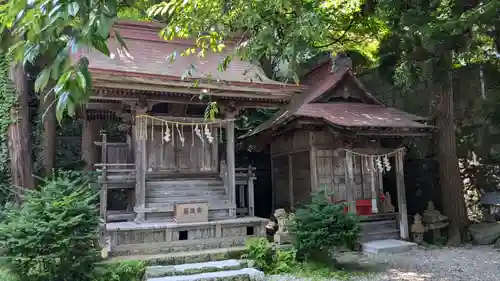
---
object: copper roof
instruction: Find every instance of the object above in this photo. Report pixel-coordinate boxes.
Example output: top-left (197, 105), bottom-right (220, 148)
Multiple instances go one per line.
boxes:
top-left (79, 21), bottom-right (300, 93)
top-left (296, 103), bottom-right (433, 129)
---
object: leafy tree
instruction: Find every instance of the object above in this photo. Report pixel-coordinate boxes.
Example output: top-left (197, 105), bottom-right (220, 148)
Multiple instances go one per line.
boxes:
top-left (1, 0), bottom-right (384, 121)
top-left (375, 0), bottom-right (500, 244)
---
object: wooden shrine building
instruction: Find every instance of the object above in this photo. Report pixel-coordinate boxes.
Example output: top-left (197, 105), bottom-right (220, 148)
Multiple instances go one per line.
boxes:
top-left (80, 21), bottom-right (300, 255)
top-left (243, 54), bottom-right (436, 240)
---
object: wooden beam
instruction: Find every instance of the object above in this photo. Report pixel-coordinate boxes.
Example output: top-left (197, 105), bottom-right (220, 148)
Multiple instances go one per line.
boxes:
top-left (396, 150), bottom-right (409, 239)
top-left (92, 74), bottom-right (298, 98)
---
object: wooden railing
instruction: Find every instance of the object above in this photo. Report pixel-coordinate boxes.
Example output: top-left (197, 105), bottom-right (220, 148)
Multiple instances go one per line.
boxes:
top-left (95, 162), bottom-right (136, 223)
top-left (235, 166), bottom-right (256, 217)
top-left (220, 161), bottom-right (256, 217)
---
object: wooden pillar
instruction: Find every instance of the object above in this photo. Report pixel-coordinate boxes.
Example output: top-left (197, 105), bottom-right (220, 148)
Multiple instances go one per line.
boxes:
top-left (100, 132), bottom-right (108, 223)
top-left (134, 106), bottom-right (148, 223)
top-left (369, 157), bottom-right (378, 213)
top-left (225, 111), bottom-right (237, 217)
top-left (247, 165), bottom-right (255, 216)
top-left (81, 114), bottom-right (101, 171)
top-left (344, 152), bottom-right (356, 213)
top-left (288, 154), bottom-right (294, 210)
top-left (396, 150), bottom-right (409, 239)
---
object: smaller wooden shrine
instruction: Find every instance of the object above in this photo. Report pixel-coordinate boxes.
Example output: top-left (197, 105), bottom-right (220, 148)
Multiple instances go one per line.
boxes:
top-left (243, 53), bottom-right (436, 240)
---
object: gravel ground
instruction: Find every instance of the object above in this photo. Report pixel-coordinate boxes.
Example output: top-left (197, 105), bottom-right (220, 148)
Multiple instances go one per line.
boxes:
top-left (267, 245), bottom-right (500, 281)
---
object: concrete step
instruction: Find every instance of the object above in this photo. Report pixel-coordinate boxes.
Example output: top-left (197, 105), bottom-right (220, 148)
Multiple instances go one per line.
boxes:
top-left (145, 260), bottom-right (248, 278)
top-left (147, 268), bottom-right (264, 281)
top-left (361, 220), bottom-right (398, 233)
top-left (362, 239), bottom-right (416, 254)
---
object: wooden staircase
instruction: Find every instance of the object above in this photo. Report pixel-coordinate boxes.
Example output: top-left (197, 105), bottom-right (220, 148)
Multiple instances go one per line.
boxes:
top-left (360, 213), bottom-right (400, 242)
top-left (138, 174), bottom-right (235, 221)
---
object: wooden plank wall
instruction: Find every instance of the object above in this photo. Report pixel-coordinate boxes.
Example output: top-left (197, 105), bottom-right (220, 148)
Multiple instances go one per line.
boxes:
top-left (146, 126), bottom-right (218, 172)
top-left (291, 151), bottom-right (311, 207)
top-left (272, 155), bottom-right (290, 210)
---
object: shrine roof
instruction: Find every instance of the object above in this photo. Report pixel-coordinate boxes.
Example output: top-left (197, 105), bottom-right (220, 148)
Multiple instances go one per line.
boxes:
top-left (296, 103), bottom-right (432, 129)
top-left (78, 21), bottom-right (300, 97)
top-left (240, 55), bottom-right (435, 138)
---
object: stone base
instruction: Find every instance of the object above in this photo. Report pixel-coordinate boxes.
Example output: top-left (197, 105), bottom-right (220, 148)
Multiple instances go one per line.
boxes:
top-left (105, 217), bottom-right (268, 256)
top-left (362, 239), bottom-right (416, 254)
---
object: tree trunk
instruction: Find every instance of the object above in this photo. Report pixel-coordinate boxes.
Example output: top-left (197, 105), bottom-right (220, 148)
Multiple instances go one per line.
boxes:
top-left (41, 90), bottom-right (56, 177)
top-left (435, 69), bottom-right (468, 245)
top-left (8, 64), bottom-right (36, 196)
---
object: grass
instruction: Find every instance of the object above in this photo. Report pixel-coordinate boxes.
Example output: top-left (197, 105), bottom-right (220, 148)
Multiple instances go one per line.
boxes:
top-left (0, 267), bottom-right (16, 281)
top-left (286, 261), bottom-right (372, 281)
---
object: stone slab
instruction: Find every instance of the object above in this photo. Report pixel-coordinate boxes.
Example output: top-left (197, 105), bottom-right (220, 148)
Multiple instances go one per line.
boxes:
top-left (362, 239), bottom-right (416, 254)
top-left (145, 260), bottom-right (245, 278)
top-left (147, 268), bottom-right (265, 281)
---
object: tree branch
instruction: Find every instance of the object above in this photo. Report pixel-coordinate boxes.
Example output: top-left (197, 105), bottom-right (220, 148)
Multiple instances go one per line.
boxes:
top-left (313, 18), bottom-right (355, 49)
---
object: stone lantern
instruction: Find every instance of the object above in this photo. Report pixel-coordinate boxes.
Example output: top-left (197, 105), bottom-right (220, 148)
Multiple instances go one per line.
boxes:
top-left (410, 214), bottom-right (425, 244)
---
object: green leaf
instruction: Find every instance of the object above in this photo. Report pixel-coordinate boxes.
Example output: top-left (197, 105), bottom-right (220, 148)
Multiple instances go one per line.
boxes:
top-left (35, 68), bottom-right (51, 93)
top-left (76, 71), bottom-right (86, 91)
top-left (98, 14), bottom-right (111, 39)
top-left (91, 36), bottom-right (110, 56)
top-left (67, 2), bottom-right (80, 17)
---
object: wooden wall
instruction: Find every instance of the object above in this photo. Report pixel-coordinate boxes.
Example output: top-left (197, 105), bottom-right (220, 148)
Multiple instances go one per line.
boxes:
top-left (146, 126), bottom-right (218, 172)
top-left (269, 125), bottom-right (386, 210)
top-left (291, 151), bottom-right (311, 206)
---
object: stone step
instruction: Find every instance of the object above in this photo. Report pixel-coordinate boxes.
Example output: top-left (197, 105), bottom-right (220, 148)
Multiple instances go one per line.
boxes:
top-left (362, 239), bottom-right (416, 254)
top-left (361, 219), bottom-right (398, 233)
top-left (145, 260), bottom-right (248, 278)
top-left (147, 268), bottom-right (264, 281)
top-left (101, 246), bottom-right (247, 265)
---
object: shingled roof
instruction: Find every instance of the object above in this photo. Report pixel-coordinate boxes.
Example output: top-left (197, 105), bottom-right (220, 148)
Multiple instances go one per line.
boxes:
top-left (78, 21), bottom-right (301, 96)
top-left (241, 53), bottom-right (434, 138)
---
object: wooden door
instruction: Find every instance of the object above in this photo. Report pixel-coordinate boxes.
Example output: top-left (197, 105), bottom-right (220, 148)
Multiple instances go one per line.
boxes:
top-left (147, 126), bottom-right (217, 172)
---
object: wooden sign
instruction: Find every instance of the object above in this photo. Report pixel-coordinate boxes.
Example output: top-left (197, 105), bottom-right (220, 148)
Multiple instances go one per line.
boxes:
top-left (174, 202), bottom-right (209, 223)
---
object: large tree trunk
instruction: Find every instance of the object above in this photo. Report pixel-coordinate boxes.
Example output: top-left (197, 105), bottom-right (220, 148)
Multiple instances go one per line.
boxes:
top-left (8, 64), bottom-right (36, 195)
top-left (435, 69), bottom-right (469, 245)
top-left (41, 90), bottom-right (56, 177)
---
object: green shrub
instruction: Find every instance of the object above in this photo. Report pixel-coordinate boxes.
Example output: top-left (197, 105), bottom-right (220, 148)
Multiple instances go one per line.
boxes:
top-left (93, 261), bottom-right (145, 281)
top-left (242, 238), bottom-right (296, 274)
top-left (0, 174), bottom-right (100, 281)
top-left (290, 191), bottom-right (361, 260)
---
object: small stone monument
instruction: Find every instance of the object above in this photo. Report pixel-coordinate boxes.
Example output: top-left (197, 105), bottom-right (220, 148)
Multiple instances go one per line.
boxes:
top-left (422, 201), bottom-right (449, 242)
top-left (410, 214), bottom-right (425, 244)
top-left (273, 209), bottom-right (293, 245)
top-left (381, 192), bottom-right (395, 213)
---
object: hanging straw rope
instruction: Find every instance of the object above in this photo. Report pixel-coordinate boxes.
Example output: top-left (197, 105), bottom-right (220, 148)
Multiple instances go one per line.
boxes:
top-left (136, 114), bottom-right (235, 126)
top-left (343, 147), bottom-right (406, 158)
